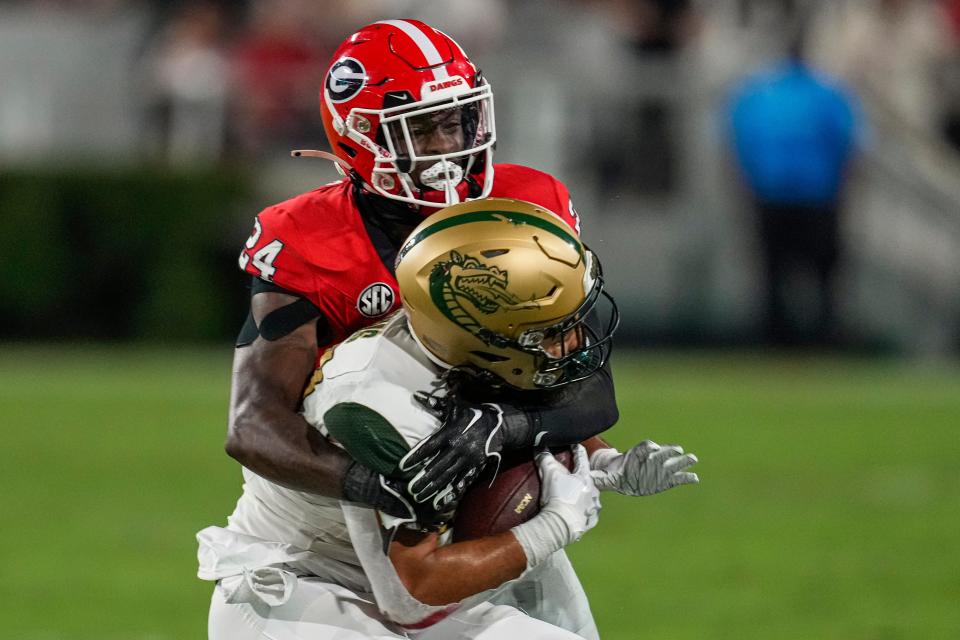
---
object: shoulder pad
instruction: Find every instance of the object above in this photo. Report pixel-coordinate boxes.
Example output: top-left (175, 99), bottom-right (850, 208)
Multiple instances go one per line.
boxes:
top-left (491, 164), bottom-right (581, 235)
top-left (236, 180), bottom-right (354, 297)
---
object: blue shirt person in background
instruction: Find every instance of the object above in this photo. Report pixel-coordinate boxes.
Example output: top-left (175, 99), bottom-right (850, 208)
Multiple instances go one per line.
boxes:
top-left (729, 37), bottom-right (861, 347)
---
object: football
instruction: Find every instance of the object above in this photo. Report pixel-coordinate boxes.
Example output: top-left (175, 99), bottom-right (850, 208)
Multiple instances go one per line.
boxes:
top-left (452, 449), bottom-right (573, 542)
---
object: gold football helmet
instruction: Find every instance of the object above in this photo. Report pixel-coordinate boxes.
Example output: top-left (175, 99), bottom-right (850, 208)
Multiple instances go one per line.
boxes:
top-left (395, 198), bottom-right (618, 389)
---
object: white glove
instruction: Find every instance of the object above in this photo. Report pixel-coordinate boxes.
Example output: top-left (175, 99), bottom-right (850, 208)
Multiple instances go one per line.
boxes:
top-left (511, 445), bottom-right (601, 568)
top-left (590, 440), bottom-right (699, 496)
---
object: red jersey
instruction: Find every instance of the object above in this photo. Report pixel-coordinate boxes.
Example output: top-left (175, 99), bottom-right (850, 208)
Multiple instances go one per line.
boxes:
top-left (238, 164), bottom-right (583, 361)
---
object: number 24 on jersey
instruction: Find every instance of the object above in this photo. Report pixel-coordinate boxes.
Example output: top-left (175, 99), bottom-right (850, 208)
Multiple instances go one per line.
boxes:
top-left (239, 218), bottom-right (285, 282)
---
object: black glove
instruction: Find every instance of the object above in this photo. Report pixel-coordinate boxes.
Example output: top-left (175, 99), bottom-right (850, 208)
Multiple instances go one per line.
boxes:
top-left (398, 400), bottom-right (522, 504)
top-left (342, 460), bottom-right (453, 530)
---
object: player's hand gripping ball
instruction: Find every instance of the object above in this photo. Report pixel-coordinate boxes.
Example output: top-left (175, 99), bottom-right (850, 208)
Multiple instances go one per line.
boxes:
top-left (507, 445), bottom-right (601, 566)
top-left (452, 449), bottom-right (574, 542)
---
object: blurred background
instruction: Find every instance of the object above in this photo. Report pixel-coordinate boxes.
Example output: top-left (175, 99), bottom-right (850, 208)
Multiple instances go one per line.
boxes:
top-left (4, 0), bottom-right (960, 352)
top-left (2, 0), bottom-right (959, 638)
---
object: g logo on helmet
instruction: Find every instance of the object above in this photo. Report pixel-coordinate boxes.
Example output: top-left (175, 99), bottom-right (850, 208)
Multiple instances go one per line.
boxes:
top-left (326, 58), bottom-right (366, 103)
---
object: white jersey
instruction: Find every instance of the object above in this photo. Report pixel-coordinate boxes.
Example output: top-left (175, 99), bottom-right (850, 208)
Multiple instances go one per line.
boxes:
top-left (197, 310), bottom-right (596, 634)
top-left (197, 312), bottom-right (448, 616)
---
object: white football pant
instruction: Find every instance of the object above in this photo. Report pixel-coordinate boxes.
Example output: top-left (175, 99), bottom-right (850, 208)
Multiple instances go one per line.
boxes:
top-left (208, 576), bottom-right (591, 639)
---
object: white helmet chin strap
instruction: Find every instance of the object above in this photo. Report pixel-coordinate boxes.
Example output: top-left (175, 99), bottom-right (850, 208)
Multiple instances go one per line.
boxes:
top-left (291, 148), bottom-right (467, 207)
top-left (419, 160), bottom-right (464, 191)
top-left (418, 160), bottom-right (464, 203)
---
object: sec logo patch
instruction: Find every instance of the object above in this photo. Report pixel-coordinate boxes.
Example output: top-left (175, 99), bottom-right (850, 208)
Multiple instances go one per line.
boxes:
top-left (357, 282), bottom-right (395, 318)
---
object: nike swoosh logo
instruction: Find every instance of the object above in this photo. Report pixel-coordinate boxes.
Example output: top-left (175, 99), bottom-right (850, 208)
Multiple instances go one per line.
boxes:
top-left (461, 408), bottom-right (482, 434)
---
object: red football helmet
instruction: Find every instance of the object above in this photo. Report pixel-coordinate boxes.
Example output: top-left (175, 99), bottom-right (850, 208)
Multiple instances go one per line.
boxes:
top-left (318, 20), bottom-right (496, 207)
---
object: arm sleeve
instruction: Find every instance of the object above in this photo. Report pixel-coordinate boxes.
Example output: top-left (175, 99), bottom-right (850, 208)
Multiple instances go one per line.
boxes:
top-left (493, 303), bottom-right (618, 447)
top-left (502, 360), bottom-right (618, 449)
top-left (235, 276), bottom-right (333, 347)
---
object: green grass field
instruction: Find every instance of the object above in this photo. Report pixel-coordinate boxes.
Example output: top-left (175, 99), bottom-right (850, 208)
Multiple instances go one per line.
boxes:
top-left (2, 346), bottom-right (958, 639)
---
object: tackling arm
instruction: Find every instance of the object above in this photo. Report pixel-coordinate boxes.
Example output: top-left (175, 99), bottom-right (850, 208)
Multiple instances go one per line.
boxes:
top-left (399, 362), bottom-right (619, 502)
top-left (227, 288), bottom-right (427, 517)
top-left (226, 290), bottom-right (352, 496)
top-left (501, 360), bottom-right (619, 448)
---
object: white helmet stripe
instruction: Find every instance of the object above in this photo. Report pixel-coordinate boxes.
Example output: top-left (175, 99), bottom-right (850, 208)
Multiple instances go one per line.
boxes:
top-left (376, 19), bottom-right (450, 81)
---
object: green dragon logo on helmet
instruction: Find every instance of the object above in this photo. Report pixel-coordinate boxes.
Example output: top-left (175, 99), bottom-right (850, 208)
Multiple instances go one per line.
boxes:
top-left (429, 251), bottom-right (529, 342)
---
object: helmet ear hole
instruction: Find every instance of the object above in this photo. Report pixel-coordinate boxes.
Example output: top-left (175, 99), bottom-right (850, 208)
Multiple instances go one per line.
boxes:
top-left (374, 125), bottom-right (412, 173)
top-left (337, 142), bottom-right (358, 158)
top-left (469, 351), bottom-right (509, 363)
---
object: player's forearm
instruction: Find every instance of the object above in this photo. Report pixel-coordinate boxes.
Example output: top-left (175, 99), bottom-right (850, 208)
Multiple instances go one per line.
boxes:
top-left (503, 363), bottom-right (619, 448)
top-left (227, 399), bottom-right (351, 497)
top-left (226, 326), bottom-right (350, 497)
top-left (390, 531), bottom-right (527, 605)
